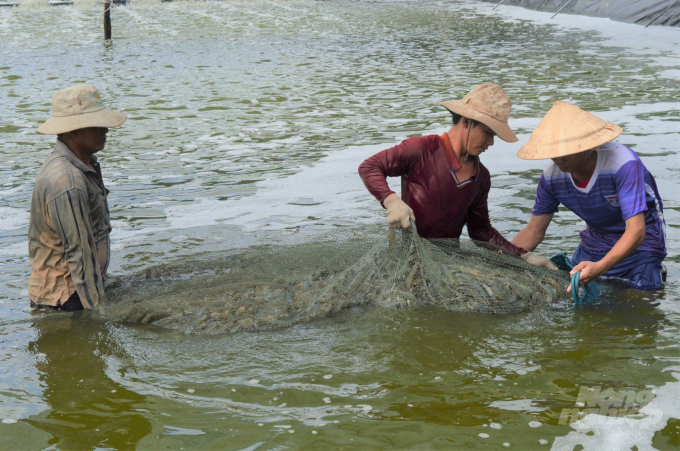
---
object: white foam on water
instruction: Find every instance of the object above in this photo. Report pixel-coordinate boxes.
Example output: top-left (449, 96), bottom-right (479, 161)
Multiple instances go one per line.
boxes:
top-left (163, 142), bottom-right (393, 232)
top-left (0, 207), bottom-right (29, 232)
top-left (0, 241), bottom-right (27, 257)
top-left (477, 0), bottom-right (680, 58)
top-left (551, 366), bottom-right (680, 450)
top-left (266, 382), bottom-right (385, 400)
top-left (162, 425), bottom-right (206, 436)
top-left (236, 442), bottom-right (264, 451)
top-left (659, 70), bottom-right (680, 81)
top-left (490, 399), bottom-right (549, 413)
top-left (105, 141), bottom-right (395, 250)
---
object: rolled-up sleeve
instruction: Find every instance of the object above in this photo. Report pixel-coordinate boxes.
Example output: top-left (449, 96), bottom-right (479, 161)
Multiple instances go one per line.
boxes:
top-left (47, 188), bottom-right (104, 309)
top-left (358, 137), bottom-right (424, 206)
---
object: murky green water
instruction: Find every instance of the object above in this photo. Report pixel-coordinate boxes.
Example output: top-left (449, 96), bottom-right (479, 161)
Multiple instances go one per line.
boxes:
top-left (1, 1), bottom-right (679, 449)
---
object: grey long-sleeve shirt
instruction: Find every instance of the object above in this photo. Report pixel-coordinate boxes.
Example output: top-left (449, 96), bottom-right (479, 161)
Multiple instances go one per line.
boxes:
top-left (28, 140), bottom-right (111, 309)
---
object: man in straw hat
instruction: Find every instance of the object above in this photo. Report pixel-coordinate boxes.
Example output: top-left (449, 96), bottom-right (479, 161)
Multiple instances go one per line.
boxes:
top-left (29, 84), bottom-right (127, 310)
top-left (359, 83), bottom-right (555, 266)
top-left (512, 101), bottom-right (666, 290)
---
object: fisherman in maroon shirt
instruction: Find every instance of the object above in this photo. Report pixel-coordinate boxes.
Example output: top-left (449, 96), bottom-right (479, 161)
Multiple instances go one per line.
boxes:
top-left (359, 83), bottom-right (556, 268)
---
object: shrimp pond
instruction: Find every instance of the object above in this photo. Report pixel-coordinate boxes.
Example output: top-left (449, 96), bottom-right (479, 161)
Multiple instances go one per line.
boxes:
top-left (0, 0), bottom-right (679, 449)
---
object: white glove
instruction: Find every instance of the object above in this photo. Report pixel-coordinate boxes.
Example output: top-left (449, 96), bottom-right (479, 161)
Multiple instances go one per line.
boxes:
top-left (521, 251), bottom-right (559, 270)
top-left (382, 194), bottom-right (415, 229)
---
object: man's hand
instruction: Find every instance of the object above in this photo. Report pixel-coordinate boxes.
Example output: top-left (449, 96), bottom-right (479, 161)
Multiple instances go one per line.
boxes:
top-left (383, 194), bottom-right (415, 229)
top-left (568, 260), bottom-right (606, 292)
top-left (521, 251), bottom-right (559, 270)
top-left (567, 213), bottom-right (646, 292)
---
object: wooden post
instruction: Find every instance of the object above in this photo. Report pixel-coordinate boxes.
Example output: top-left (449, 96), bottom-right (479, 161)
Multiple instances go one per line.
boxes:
top-left (104, 0), bottom-right (112, 41)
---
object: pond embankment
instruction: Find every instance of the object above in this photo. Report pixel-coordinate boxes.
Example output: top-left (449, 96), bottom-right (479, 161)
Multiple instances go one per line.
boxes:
top-left (479, 0), bottom-right (680, 27)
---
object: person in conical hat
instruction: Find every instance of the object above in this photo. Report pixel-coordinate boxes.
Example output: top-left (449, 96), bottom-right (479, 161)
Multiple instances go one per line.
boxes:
top-left (28, 84), bottom-right (127, 310)
top-left (512, 101), bottom-right (666, 290)
top-left (359, 83), bottom-right (552, 262)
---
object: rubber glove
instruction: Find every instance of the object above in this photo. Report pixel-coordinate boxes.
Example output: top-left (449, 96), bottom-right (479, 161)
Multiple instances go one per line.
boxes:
top-left (382, 193), bottom-right (415, 229)
top-left (521, 251), bottom-right (559, 270)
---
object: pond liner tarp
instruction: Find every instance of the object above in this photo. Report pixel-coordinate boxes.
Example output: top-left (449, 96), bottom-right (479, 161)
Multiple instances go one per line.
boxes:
top-left (479, 0), bottom-right (680, 28)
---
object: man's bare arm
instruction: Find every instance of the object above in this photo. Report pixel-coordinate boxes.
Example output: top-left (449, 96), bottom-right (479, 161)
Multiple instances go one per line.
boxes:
top-left (511, 213), bottom-right (554, 252)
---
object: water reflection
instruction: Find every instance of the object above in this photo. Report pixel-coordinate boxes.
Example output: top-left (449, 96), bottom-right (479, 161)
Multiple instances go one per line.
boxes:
top-left (26, 315), bottom-right (152, 449)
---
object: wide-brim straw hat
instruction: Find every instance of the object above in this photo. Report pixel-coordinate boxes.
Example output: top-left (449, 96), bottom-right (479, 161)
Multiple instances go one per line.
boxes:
top-left (518, 101), bottom-right (622, 160)
top-left (440, 83), bottom-right (518, 143)
top-left (37, 84), bottom-right (127, 135)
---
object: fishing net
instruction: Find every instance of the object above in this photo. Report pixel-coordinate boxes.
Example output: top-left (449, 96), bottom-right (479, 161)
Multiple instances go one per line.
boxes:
top-left (101, 224), bottom-right (571, 334)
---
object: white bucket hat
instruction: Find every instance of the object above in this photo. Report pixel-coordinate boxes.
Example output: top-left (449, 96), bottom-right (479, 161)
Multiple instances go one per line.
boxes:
top-left (517, 101), bottom-right (622, 160)
top-left (440, 83), bottom-right (519, 143)
top-left (36, 84), bottom-right (127, 135)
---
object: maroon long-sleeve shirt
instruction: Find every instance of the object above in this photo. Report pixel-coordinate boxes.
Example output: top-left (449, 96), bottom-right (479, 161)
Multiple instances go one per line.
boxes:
top-left (358, 133), bottom-right (526, 256)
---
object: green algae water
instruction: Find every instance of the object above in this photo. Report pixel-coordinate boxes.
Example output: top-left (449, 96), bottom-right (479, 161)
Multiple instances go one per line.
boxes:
top-left (1, 0), bottom-right (680, 449)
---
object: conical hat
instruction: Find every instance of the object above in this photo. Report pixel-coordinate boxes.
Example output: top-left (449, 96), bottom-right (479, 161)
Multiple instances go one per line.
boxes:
top-left (517, 101), bottom-right (622, 160)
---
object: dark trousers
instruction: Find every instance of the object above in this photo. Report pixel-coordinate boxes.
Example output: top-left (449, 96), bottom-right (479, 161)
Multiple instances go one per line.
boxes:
top-left (31, 291), bottom-right (84, 311)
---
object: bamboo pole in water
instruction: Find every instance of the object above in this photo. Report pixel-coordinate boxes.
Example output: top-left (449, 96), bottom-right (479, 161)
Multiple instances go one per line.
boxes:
top-left (492, 0), bottom-right (507, 11)
top-left (535, 0), bottom-right (547, 11)
top-left (645, 0), bottom-right (679, 28)
top-left (104, 0), bottom-right (112, 41)
top-left (551, 0), bottom-right (575, 19)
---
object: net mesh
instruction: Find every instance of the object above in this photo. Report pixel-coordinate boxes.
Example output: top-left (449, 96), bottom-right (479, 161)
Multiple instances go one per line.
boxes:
top-left (101, 224), bottom-right (570, 334)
